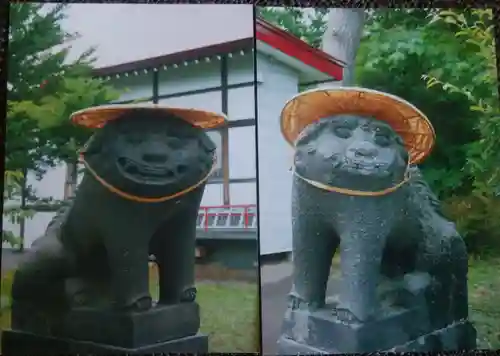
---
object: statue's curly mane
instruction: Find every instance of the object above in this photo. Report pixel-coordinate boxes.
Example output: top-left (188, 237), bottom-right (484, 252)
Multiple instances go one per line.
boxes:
top-left (406, 165), bottom-right (446, 219)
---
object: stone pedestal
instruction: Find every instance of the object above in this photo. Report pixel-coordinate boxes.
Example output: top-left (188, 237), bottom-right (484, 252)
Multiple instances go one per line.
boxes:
top-left (1, 330), bottom-right (208, 355)
top-left (278, 304), bottom-right (476, 354)
top-left (2, 303), bottom-right (209, 355)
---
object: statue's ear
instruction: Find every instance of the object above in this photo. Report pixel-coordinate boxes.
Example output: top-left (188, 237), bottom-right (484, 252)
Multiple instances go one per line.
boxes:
top-left (398, 145), bottom-right (410, 165)
top-left (390, 133), bottom-right (408, 164)
top-left (81, 131), bottom-right (104, 156)
top-left (199, 131), bottom-right (217, 153)
top-left (295, 121), bottom-right (323, 147)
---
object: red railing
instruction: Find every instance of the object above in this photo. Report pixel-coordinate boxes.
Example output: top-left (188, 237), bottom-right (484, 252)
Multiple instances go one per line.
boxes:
top-left (197, 204), bottom-right (257, 231)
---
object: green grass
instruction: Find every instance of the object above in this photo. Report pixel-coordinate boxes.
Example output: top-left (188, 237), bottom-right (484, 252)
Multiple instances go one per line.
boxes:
top-left (1, 257), bottom-right (499, 352)
top-left (149, 265), bottom-right (259, 352)
top-left (0, 267), bottom-right (259, 353)
top-left (467, 256), bottom-right (500, 349)
top-left (151, 281), bottom-right (259, 352)
top-left (197, 282), bottom-right (258, 352)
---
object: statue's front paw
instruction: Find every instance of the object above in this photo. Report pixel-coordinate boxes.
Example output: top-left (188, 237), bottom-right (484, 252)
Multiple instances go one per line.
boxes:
top-left (70, 291), bottom-right (89, 307)
top-left (288, 292), bottom-right (305, 310)
top-left (65, 278), bottom-right (90, 307)
top-left (115, 295), bottom-right (153, 311)
top-left (133, 296), bottom-right (153, 310)
top-left (332, 307), bottom-right (362, 323)
top-left (180, 287), bottom-right (197, 302)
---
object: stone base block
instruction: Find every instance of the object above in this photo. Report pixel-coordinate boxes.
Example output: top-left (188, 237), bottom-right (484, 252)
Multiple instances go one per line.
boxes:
top-left (55, 302), bottom-right (200, 348)
top-left (1, 330), bottom-right (208, 355)
top-left (389, 320), bottom-right (477, 352)
top-left (280, 303), bottom-right (432, 353)
top-left (278, 318), bottom-right (476, 354)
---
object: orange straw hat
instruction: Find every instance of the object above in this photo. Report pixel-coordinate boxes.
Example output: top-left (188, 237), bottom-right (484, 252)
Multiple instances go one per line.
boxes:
top-left (280, 87), bottom-right (436, 165)
top-left (71, 103), bottom-right (227, 130)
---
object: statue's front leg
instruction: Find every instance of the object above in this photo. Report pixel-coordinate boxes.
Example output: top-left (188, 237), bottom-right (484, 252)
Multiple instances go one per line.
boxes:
top-left (417, 221), bottom-right (470, 327)
top-left (152, 207), bottom-right (198, 305)
top-left (104, 232), bottom-right (151, 311)
top-left (449, 235), bottom-right (469, 322)
top-left (338, 230), bottom-right (387, 322)
top-left (291, 212), bottom-right (335, 310)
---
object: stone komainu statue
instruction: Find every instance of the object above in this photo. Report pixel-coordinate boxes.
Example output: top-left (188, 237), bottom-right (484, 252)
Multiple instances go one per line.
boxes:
top-left (9, 105), bottom-right (226, 338)
top-left (278, 87), bottom-right (476, 353)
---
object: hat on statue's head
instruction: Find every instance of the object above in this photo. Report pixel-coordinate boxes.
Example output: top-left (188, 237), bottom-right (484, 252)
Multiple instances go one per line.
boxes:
top-left (71, 103), bottom-right (227, 130)
top-left (280, 87), bottom-right (436, 165)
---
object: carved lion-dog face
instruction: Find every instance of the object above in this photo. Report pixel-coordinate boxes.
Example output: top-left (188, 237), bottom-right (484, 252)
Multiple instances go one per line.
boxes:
top-left (294, 114), bottom-right (409, 192)
top-left (82, 110), bottom-right (216, 198)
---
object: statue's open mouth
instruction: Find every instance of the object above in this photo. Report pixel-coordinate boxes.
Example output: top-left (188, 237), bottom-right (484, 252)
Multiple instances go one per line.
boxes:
top-left (343, 159), bottom-right (388, 177)
top-left (117, 157), bottom-right (177, 184)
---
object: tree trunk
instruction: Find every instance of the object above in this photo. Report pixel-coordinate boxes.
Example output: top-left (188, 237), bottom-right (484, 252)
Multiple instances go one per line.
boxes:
top-left (18, 168), bottom-right (27, 252)
top-left (64, 159), bottom-right (78, 199)
top-left (320, 9), bottom-right (366, 87)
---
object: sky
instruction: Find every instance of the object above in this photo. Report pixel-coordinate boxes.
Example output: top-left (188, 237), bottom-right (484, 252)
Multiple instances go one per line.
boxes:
top-left (59, 4), bottom-right (254, 68)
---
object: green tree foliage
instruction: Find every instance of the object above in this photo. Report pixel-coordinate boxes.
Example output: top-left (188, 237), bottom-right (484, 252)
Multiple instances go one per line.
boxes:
top-left (423, 9), bottom-right (498, 196)
top-left (7, 4), bottom-right (120, 175)
top-left (355, 8), bottom-right (484, 197)
top-left (257, 7), bottom-right (328, 49)
top-left (2, 170), bottom-right (31, 248)
top-left (4, 4), bottom-right (121, 245)
top-left (422, 9), bottom-right (500, 253)
top-left (8, 4), bottom-right (86, 175)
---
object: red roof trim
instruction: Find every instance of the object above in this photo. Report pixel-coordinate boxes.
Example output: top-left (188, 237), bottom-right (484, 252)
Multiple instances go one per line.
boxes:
top-left (93, 17), bottom-right (344, 81)
top-left (255, 18), bottom-right (344, 80)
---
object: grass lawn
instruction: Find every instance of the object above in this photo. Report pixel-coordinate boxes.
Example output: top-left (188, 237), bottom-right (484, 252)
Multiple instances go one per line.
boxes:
top-left (467, 256), bottom-right (500, 349)
top-left (0, 266), bottom-right (259, 353)
top-left (195, 282), bottom-right (258, 352)
top-left (1, 257), bottom-right (498, 352)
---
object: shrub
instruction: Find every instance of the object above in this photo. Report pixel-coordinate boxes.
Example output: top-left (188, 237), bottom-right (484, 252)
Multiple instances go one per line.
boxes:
top-left (443, 194), bottom-right (500, 256)
top-left (1, 271), bottom-right (15, 321)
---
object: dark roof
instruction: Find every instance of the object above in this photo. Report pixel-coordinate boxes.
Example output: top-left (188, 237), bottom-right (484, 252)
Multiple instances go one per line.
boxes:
top-left (93, 37), bottom-right (253, 77)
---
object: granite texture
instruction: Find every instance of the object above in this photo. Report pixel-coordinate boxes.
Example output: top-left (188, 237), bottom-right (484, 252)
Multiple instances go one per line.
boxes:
top-left (4, 110), bottom-right (215, 354)
top-left (279, 115), bottom-right (476, 353)
top-left (55, 303), bottom-right (201, 348)
top-left (1, 330), bottom-right (208, 355)
top-left (278, 318), bottom-right (476, 354)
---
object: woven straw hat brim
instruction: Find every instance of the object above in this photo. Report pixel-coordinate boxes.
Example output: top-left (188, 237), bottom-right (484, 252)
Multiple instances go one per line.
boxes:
top-left (280, 87), bottom-right (436, 165)
top-left (71, 103), bottom-right (227, 130)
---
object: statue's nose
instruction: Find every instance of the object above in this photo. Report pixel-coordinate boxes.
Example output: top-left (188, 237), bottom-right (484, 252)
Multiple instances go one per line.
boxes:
top-left (142, 152), bottom-right (168, 164)
top-left (347, 141), bottom-right (378, 159)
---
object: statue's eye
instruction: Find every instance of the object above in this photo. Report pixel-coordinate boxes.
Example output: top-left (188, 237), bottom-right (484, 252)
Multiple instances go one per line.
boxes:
top-left (333, 126), bottom-right (352, 139)
top-left (305, 144), bottom-right (316, 154)
top-left (126, 134), bottom-right (143, 145)
top-left (374, 133), bottom-right (391, 147)
top-left (373, 127), bottom-right (393, 147)
top-left (168, 137), bottom-right (184, 149)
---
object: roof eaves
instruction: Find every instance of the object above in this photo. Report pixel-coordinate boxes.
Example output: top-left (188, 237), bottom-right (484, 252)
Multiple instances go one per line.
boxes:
top-left (93, 37), bottom-right (253, 77)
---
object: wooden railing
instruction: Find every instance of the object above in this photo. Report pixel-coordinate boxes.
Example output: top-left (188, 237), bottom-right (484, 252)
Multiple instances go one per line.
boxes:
top-left (197, 204), bottom-right (257, 231)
